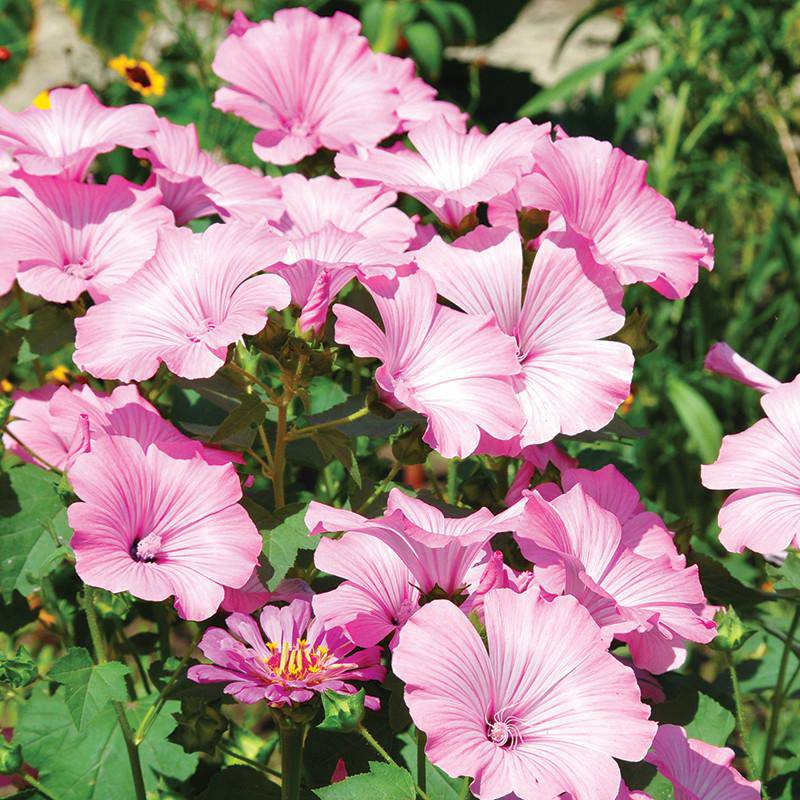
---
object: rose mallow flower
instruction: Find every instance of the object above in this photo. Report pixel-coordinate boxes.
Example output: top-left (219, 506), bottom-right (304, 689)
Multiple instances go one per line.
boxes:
top-left (392, 586), bottom-right (656, 800)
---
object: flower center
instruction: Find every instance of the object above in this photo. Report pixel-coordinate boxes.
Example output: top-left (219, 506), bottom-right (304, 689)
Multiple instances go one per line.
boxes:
top-left (392, 598), bottom-right (417, 627)
top-left (132, 531), bottom-right (163, 562)
top-left (63, 257), bottom-right (93, 280)
top-left (261, 639), bottom-right (338, 683)
top-left (486, 712), bottom-right (522, 749)
top-left (185, 318), bottom-right (217, 343)
top-left (125, 65), bottom-right (152, 88)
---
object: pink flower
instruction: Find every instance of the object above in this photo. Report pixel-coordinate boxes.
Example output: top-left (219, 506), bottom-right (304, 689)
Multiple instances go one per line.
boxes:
top-left (701, 375), bottom-right (800, 553)
top-left (333, 269), bottom-right (524, 458)
top-left (373, 53), bottom-right (466, 133)
top-left (335, 116), bottom-right (548, 227)
top-left (74, 222), bottom-right (291, 381)
top-left (3, 383), bottom-right (239, 471)
top-left (645, 725), bottom-right (761, 799)
top-left (311, 530), bottom-right (420, 648)
top-left (0, 174), bottom-right (171, 303)
top-left (67, 435), bottom-right (261, 620)
top-left (134, 117), bottom-right (284, 225)
top-left (704, 342), bottom-right (780, 394)
top-left (221, 574), bottom-right (312, 615)
top-left (392, 586), bottom-right (656, 800)
top-left (187, 599), bottom-right (386, 706)
top-left (307, 489), bottom-right (522, 600)
top-left (212, 8), bottom-right (398, 165)
top-left (263, 174), bottom-right (415, 332)
top-left (504, 443), bottom-right (577, 504)
top-left (417, 226), bottom-right (633, 445)
top-left (518, 136), bottom-right (714, 298)
top-left (515, 485), bottom-right (716, 672)
top-left (0, 85), bottom-right (157, 180)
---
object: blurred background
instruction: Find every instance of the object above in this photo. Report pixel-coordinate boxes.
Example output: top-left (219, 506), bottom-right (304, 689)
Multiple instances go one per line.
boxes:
top-left (1, 0), bottom-right (798, 577)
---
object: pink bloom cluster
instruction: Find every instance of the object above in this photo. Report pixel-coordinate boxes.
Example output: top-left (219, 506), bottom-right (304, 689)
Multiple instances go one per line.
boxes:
top-left (0, 7), bottom-right (745, 799)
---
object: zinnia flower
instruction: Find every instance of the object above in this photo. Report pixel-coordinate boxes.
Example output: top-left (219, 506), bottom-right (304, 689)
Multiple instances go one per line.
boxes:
top-left (108, 55), bottom-right (166, 97)
top-left (212, 8), bottom-right (398, 165)
top-left (417, 226), bottom-right (634, 446)
top-left (333, 269), bottom-right (524, 458)
top-left (187, 599), bottom-right (386, 706)
top-left (0, 174), bottom-right (171, 302)
top-left (645, 725), bottom-right (761, 799)
top-left (3, 383), bottom-right (239, 472)
top-left (336, 116), bottom-right (547, 228)
top-left (73, 222), bottom-right (291, 381)
top-left (392, 586), bottom-right (656, 800)
top-left (0, 85), bottom-right (158, 179)
top-left (515, 485), bottom-right (716, 672)
top-left (134, 117), bottom-right (284, 225)
top-left (701, 375), bottom-right (800, 553)
top-left (67, 435), bottom-right (262, 620)
top-left (704, 342), bottom-right (780, 394)
top-left (518, 135), bottom-right (714, 299)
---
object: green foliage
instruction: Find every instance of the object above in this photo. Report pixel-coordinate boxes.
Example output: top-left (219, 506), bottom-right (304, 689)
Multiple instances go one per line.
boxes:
top-left (314, 762), bottom-right (416, 800)
top-left (199, 766), bottom-right (280, 799)
top-left (0, 0), bottom-right (34, 92)
top-left (260, 503), bottom-right (318, 589)
top-left (317, 689), bottom-right (366, 733)
top-left (49, 647), bottom-right (132, 731)
top-left (62, 0), bottom-right (156, 54)
top-left (0, 645), bottom-right (37, 688)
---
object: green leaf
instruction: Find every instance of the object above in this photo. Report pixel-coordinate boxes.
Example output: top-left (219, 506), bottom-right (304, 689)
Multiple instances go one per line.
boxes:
top-left (317, 689), bottom-right (365, 733)
top-left (612, 308), bottom-right (657, 356)
top-left (48, 647), bottom-right (131, 731)
top-left (0, 646), bottom-right (37, 688)
top-left (0, 0), bottom-right (34, 92)
top-left (308, 377), bottom-right (348, 415)
top-left (684, 692), bottom-right (735, 747)
top-left (767, 551), bottom-right (800, 595)
top-left (260, 503), bottom-right (317, 590)
top-left (399, 729), bottom-right (468, 799)
top-left (665, 375), bottom-right (723, 464)
top-left (314, 762), bottom-right (416, 800)
top-left (210, 393), bottom-right (268, 444)
top-left (199, 765), bottom-right (280, 799)
top-left (405, 21), bottom-right (443, 78)
top-left (14, 306), bottom-right (74, 363)
top-left (311, 428), bottom-right (362, 487)
top-left (690, 553), bottom-right (768, 610)
top-left (15, 687), bottom-right (198, 799)
top-left (63, 0), bottom-right (156, 54)
top-left (518, 34), bottom-right (655, 117)
top-left (0, 466), bottom-right (64, 602)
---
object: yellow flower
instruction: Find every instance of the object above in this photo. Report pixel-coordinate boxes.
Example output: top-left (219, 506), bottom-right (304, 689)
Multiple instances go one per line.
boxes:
top-left (45, 365), bottom-right (71, 385)
top-left (0, 378), bottom-right (13, 393)
top-left (32, 90), bottom-right (50, 109)
top-left (108, 55), bottom-right (166, 97)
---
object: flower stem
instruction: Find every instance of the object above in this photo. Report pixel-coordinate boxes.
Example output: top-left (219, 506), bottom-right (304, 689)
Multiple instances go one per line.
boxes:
top-left (278, 719), bottom-right (304, 800)
top-left (273, 400), bottom-right (288, 508)
top-left (286, 406), bottom-right (370, 441)
top-left (357, 724), bottom-right (431, 800)
top-left (82, 586), bottom-right (147, 800)
top-left (457, 776), bottom-right (470, 800)
top-left (416, 729), bottom-right (427, 795)
top-left (134, 626), bottom-right (202, 746)
top-left (726, 654), bottom-right (758, 781)
top-left (2, 426), bottom-right (62, 473)
top-left (447, 459), bottom-right (458, 505)
top-left (762, 605), bottom-right (800, 780)
top-left (216, 741), bottom-right (282, 782)
top-left (356, 462), bottom-right (401, 514)
top-left (22, 773), bottom-right (63, 800)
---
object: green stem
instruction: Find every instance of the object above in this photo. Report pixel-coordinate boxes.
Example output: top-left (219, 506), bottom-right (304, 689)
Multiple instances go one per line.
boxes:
top-left (83, 586), bottom-right (147, 800)
top-left (226, 361), bottom-right (279, 403)
top-left (726, 655), bottom-right (758, 782)
top-left (286, 405), bottom-right (370, 441)
top-left (2, 427), bottom-right (62, 473)
top-left (22, 773), bottom-right (63, 800)
top-left (357, 725), bottom-right (431, 800)
top-left (216, 741), bottom-right (282, 782)
top-left (356, 462), bottom-right (401, 514)
top-left (457, 776), bottom-right (471, 800)
top-left (278, 719), bottom-right (304, 800)
top-left (155, 602), bottom-right (171, 661)
top-left (416, 729), bottom-right (427, 795)
top-left (762, 605), bottom-right (800, 780)
top-left (447, 460), bottom-right (458, 505)
top-left (273, 401), bottom-right (288, 509)
top-left (134, 627), bottom-right (202, 746)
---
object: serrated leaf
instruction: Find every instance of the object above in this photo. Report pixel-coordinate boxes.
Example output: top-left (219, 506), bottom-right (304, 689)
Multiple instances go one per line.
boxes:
top-left (0, 465), bottom-right (64, 602)
top-left (0, 646), bottom-right (37, 688)
top-left (767, 551), bottom-right (800, 595)
top-left (318, 689), bottom-right (365, 733)
top-left (16, 687), bottom-right (198, 799)
top-left (690, 553), bottom-right (768, 610)
top-left (211, 393), bottom-right (268, 444)
top-left (49, 647), bottom-right (131, 731)
top-left (261, 503), bottom-right (317, 590)
top-left (314, 762), bottom-right (416, 800)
